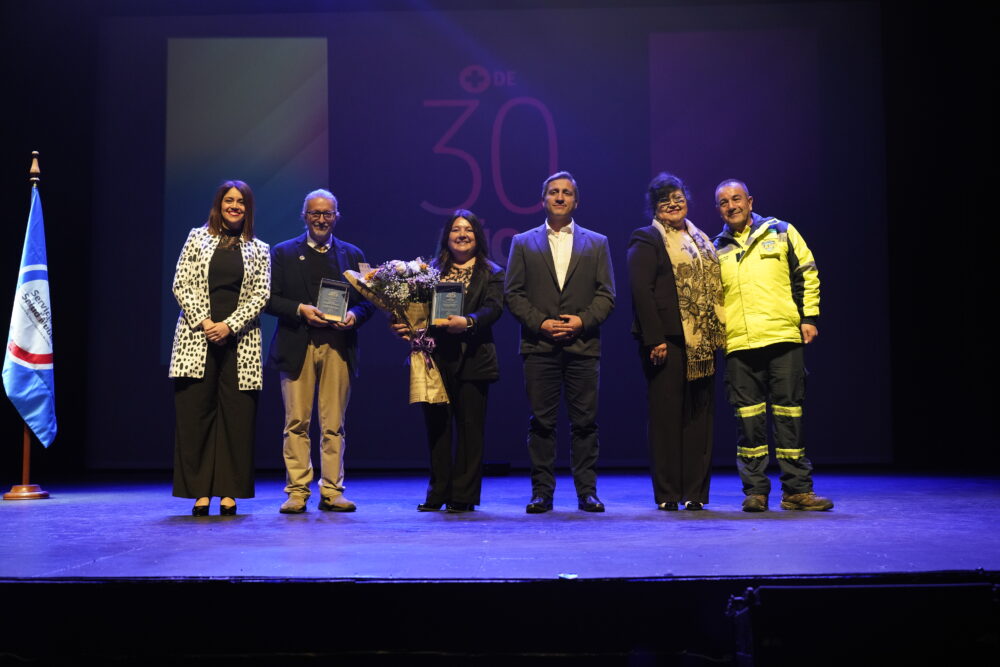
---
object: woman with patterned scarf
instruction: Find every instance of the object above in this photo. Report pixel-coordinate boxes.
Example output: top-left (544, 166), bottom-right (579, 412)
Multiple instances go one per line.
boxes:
top-left (627, 173), bottom-right (726, 511)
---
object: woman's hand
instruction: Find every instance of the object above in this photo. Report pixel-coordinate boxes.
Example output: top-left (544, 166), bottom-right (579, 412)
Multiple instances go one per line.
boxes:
top-left (442, 315), bottom-right (468, 334)
top-left (649, 343), bottom-right (668, 366)
top-left (205, 321), bottom-right (232, 345)
top-left (390, 321), bottom-right (412, 341)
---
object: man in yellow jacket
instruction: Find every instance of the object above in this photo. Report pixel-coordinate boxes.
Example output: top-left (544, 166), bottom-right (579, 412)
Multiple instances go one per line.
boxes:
top-left (713, 180), bottom-right (833, 512)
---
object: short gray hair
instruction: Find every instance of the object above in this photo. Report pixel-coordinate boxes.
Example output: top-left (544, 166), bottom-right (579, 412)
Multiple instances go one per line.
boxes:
top-left (714, 179), bottom-right (751, 205)
top-left (301, 189), bottom-right (339, 217)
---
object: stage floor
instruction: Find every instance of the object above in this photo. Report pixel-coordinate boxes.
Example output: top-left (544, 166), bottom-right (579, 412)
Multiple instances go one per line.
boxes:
top-left (3, 471), bottom-right (998, 580)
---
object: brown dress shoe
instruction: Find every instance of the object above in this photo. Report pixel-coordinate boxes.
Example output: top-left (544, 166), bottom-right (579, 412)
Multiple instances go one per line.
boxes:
top-left (318, 495), bottom-right (357, 512)
top-left (781, 492), bottom-right (834, 511)
top-left (742, 494), bottom-right (769, 512)
top-left (279, 495), bottom-right (308, 514)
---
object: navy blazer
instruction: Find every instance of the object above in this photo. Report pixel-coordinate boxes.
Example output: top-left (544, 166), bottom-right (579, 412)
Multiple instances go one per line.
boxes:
top-left (504, 222), bottom-right (615, 357)
top-left (432, 259), bottom-right (505, 382)
top-left (265, 233), bottom-right (375, 377)
top-left (626, 225), bottom-right (683, 348)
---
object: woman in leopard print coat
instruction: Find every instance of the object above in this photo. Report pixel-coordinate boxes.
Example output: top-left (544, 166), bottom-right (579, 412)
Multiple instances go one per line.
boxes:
top-left (169, 180), bottom-right (270, 516)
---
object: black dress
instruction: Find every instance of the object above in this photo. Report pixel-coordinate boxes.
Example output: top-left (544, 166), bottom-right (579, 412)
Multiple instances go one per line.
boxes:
top-left (421, 260), bottom-right (505, 506)
top-left (173, 231), bottom-right (258, 499)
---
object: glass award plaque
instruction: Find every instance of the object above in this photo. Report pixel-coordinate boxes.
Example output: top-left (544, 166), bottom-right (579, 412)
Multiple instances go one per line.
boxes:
top-left (432, 282), bottom-right (465, 325)
top-left (316, 278), bottom-right (350, 323)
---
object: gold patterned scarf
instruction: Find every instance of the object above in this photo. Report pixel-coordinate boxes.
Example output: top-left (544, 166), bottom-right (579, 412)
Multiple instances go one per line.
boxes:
top-left (654, 219), bottom-right (727, 380)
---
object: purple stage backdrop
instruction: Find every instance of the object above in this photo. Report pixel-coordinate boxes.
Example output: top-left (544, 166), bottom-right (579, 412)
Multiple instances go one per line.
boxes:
top-left (88, 3), bottom-right (887, 470)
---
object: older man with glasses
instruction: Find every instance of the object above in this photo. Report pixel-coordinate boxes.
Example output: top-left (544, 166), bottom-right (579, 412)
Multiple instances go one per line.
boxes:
top-left (266, 189), bottom-right (375, 513)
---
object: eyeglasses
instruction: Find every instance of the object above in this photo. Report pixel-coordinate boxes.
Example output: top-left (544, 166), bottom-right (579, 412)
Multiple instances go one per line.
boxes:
top-left (306, 210), bottom-right (337, 220)
top-left (657, 196), bottom-right (686, 207)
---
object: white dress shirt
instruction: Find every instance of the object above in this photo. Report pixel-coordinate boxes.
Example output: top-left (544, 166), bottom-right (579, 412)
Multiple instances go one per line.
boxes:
top-left (546, 219), bottom-right (575, 290)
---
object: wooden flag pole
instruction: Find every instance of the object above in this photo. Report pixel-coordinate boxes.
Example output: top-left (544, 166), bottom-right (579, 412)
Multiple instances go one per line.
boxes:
top-left (4, 423), bottom-right (48, 499)
top-left (3, 151), bottom-right (50, 500)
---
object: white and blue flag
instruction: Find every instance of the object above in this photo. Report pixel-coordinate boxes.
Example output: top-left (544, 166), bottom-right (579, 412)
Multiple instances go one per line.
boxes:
top-left (3, 186), bottom-right (56, 447)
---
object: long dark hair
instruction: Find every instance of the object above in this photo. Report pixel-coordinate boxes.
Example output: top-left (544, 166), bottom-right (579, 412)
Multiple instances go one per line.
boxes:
top-left (435, 209), bottom-right (490, 277)
top-left (206, 179), bottom-right (256, 241)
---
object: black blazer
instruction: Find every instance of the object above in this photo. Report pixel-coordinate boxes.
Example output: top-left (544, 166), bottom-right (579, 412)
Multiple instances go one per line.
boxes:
top-left (626, 225), bottom-right (683, 348)
top-left (504, 223), bottom-right (616, 357)
top-left (265, 233), bottom-right (376, 377)
top-left (432, 259), bottom-right (505, 382)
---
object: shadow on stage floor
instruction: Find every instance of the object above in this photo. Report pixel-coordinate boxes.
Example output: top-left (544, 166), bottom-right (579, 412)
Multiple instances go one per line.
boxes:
top-left (2, 470), bottom-right (998, 665)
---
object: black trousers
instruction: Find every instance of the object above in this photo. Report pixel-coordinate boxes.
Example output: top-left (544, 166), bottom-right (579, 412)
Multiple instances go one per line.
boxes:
top-left (421, 371), bottom-right (489, 506)
top-left (724, 342), bottom-right (813, 496)
top-left (173, 341), bottom-right (258, 499)
top-left (642, 338), bottom-right (714, 505)
top-left (523, 349), bottom-right (600, 499)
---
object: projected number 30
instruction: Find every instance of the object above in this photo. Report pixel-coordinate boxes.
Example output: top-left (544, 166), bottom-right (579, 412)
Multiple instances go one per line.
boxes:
top-left (420, 98), bottom-right (558, 215)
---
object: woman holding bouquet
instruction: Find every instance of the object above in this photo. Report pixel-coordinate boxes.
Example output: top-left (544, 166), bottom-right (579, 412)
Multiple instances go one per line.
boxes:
top-left (393, 210), bottom-right (505, 513)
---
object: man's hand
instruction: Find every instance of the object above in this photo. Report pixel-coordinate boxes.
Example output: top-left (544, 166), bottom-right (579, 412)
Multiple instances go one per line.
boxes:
top-left (299, 304), bottom-right (330, 328)
top-left (554, 314), bottom-right (583, 337)
top-left (331, 311), bottom-right (357, 330)
top-left (649, 342), bottom-right (667, 365)
top-left (442, 315), bottom-right (468, 334)
top-left (801, 323), bottom-right (819, 344)
top-left (540, 318), bottom-right (567, 340)
top-left (541, 315), bottom-right (583, 341)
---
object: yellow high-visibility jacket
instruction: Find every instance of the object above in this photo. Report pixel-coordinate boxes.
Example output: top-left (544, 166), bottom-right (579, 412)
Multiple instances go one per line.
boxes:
top-left (713, 213), bottom-right (819, 353)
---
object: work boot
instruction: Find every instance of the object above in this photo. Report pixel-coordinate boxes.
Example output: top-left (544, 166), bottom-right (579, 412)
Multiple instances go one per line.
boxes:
top-left (781, 492), bottom-right (834, 511)
top-left (742, 494), bottom-right (768, 512)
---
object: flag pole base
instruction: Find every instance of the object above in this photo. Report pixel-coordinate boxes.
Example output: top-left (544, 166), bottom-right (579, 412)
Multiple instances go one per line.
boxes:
top-left (3, 484), bottom-right (50, 500)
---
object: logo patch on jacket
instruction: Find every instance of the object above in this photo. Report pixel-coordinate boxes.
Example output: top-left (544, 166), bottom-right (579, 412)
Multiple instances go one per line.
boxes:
top-left (762, 239), bottom-right (777, 252)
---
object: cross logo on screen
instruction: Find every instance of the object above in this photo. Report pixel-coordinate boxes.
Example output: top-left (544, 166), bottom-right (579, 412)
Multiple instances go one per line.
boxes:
top-left (460, 65), bottom-right (490, 93)
top-left (459, 65), bottom-right (517, 94)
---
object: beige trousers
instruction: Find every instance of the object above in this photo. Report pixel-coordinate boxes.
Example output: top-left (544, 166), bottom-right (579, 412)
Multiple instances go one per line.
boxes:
top-left (280, 330), bottom-right (351, 500)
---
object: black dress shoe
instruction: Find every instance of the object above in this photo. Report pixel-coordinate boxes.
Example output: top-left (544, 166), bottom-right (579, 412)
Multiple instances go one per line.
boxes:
top-left (578, 495), bottom-right (605, 512)
top-left (684, 501), bottom-right (703, 511)
top-left (417, 502), bottom-right (444, 511)
top-left (446, 502), bottom-right (475, 513)
top-left (526, 496), bottom-right (553, 514)
top-left (191, 503), bottom-right (210, 516)
top-left (657, 502), bottom-right (678, 511)
top-left (220, 499), bottom-right (237, 516)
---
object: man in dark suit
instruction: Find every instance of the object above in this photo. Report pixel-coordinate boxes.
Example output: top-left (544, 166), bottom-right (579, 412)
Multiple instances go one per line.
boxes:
top-left (504, 171), bottom-right (616, 513)
top-left (267, 189), bottom-right (375, 514)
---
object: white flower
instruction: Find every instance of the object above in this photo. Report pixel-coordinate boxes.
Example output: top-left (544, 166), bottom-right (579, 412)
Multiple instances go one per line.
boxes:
top-left (407, 260), bottom-right (422, 275)
top-left (393, 260), bottom-right (407, 275)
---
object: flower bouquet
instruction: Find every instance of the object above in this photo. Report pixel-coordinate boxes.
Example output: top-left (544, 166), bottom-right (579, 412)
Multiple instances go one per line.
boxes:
top-left (343, 259), bottom-right (448, 404)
